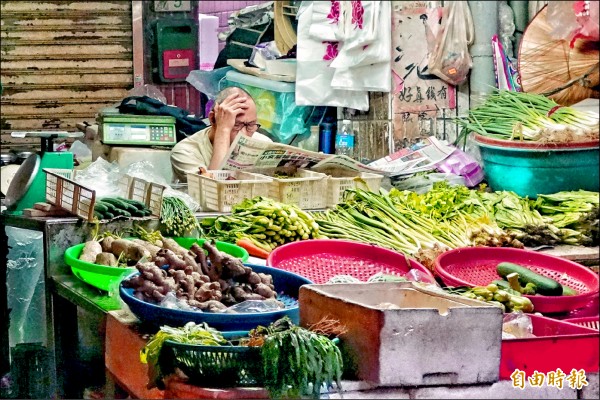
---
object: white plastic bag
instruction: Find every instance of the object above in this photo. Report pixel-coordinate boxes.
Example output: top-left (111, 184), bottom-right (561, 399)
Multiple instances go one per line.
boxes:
top-left (329, 1), bottom-right (392, 92)
top-left (295, 1), bottom-right (369, 110)
top-left (427, 1), bottom-right (474, 86)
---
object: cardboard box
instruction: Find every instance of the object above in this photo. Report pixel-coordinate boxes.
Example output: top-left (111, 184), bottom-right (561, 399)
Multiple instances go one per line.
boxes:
top-left (299, 282), bottom-right (503, 387)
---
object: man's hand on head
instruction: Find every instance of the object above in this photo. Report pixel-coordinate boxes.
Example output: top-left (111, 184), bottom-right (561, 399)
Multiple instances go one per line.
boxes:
top-left (213, 93), bottom-right (248, 132)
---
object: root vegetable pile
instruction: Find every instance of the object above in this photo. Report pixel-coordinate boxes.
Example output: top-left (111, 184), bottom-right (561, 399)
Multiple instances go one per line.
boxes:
top-left (122, 240), bottom-right (278, 312)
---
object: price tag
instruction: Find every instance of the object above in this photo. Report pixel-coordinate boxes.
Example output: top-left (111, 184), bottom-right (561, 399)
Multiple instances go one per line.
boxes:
top-left (154, 1), bottom-right (191, 12)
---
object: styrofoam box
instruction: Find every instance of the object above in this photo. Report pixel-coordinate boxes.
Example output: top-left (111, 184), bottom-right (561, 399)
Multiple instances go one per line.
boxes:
top-left (299, 282), bottom-right (503, 387)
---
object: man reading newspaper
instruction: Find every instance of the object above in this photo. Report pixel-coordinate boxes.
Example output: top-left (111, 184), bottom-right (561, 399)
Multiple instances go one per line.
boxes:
top-left (170, 87), bottom-right (271, 183)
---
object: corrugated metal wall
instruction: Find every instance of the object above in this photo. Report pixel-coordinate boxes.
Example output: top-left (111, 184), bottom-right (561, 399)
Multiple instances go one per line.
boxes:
top-left (0, 1), bottom-right (133, 152)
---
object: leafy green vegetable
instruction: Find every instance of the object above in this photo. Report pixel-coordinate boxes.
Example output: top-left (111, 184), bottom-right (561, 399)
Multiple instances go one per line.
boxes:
top-left (140, 322), bottom-right (226, 388)
top-left (257, 317), bottom-right (343, 399)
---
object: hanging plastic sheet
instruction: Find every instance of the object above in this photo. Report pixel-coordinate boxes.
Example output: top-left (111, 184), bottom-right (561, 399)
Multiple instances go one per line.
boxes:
top-left (492, 35), bottom-right (521, 91)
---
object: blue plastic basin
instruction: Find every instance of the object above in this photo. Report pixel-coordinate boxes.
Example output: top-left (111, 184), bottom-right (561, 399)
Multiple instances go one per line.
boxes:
top-left (474, 134), bottom-right (599, 198)
top-left (120, 264), bottom-right (312, 331)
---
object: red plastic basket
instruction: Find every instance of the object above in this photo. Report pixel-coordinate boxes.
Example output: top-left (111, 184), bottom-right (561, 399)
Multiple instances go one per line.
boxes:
top-left (500, 314), bottom-right (599, 379)
top-left (564, 316), bottom-right (600, 331)
top-left (266, 239), bottom-right (435, 284)
top-left (434, 247), bottom-right (599, 314)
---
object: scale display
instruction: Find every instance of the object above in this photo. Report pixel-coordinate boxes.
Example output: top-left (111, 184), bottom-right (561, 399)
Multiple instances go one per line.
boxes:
top-left (100, 115), bottom-right (177, 146)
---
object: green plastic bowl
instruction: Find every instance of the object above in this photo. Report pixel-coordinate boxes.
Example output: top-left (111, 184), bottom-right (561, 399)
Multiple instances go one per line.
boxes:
top-left (64, 244), bottom-right (136, 292)
top-left (65, 238), bottom-right (249, 292)
top-left (475, 134), bottom-right (599, 198)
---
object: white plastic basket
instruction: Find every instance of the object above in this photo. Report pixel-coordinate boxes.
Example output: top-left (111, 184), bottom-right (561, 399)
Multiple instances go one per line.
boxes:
top-left (253, 168), bottom-right (328, 209)
top-left (44, 168), bottom-right (96, 221)
top-left (45, 169), bottom-right (165, 221)
top-left (187, 170), bottom-right (273, 212)
top-left (325, 171), bottom-right (384, 207)
top-left (118, 175), bottom-right (166, 217)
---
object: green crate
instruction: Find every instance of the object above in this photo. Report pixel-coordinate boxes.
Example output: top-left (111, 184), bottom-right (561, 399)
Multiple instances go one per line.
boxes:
top-left (160, 337), bottom-right (263, 387)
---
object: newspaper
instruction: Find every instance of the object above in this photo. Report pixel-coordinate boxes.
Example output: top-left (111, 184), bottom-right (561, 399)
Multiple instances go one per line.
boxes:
top-left (219, 134), bottom-right (456, 177)
top-left (368, 136), bottom-right (456, 176)
top-left (220, 134), bottom-right (383, 174)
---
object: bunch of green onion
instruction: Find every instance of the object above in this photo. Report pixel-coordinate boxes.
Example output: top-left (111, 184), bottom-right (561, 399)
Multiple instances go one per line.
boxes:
top-left (455, 90), bottom-right (599, 143)
top-left (313, 184), bottom-right (519, 256)
top-left (160, 196), bottom-right (201, 237)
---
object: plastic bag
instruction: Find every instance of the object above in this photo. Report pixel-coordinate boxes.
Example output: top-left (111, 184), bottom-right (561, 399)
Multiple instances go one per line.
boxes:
top-left (435, 147), bottom-right (484, 187)
top-left (248, 41), bottom-right (281, 69)
top-left (502, 312), bottom-right (536, 339)
top-left (547, 1), bottom-right (599, 46)
top-left (498, 1), bottom-right (516, 58)
top-left (226, 299), bottom-right (285, 313)
top-left (125, 84), bottom-right (167, 104)
top-left (74, 158), bottom-right (125, 199)
top-left (547, 1), bottom-right (580, 41)
top-left (492, 35), bottom-right (521, 92)
top-left (427, 1), bottom-right (474, 86)
top-left (295, 1), bottom-right (369, 110)
top-left (392, 172), bottom-right (467, 194)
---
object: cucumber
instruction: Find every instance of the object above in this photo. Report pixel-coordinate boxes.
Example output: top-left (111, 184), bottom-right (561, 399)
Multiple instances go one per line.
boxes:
top-left (496, 262), bottom-right (563, 296)
top-left (94, 211), bottom-right (105, 220)
top-left (115, 209), bottom-right (132, 218)
top-left (127, 208), bottom-right (145, 217)
top-left (93, 202), bottom-right (109, 214)
top-left (121, 198), bottom-right (147, 211)
top-left (102, 197), bottom-right (137, 213)
top-left (561, 285), bottom-right (578, 296)
top-left (104, 212), bottom-right (115, 220)
top-left (97, 201), bottom-right (118, 214)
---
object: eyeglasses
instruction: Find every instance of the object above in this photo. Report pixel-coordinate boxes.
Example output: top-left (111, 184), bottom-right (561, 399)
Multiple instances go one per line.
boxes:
top-left (233, 122), bottom-right (261, 133)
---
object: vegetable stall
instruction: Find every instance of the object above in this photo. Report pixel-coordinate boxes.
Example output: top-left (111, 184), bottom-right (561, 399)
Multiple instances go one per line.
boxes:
top-left (2, 93), bottom-right (599, 398)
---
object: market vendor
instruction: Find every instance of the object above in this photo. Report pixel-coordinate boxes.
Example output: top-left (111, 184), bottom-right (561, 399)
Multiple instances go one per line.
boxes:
top-left (170, 86), bottom-right (272, 183)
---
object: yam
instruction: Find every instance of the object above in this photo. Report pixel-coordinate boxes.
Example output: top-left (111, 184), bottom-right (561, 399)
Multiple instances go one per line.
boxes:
top-left (182, 252), bottom-right (200, 273)
top-left (195, 300), bottom-right (228, 313)
top-left (111, 239), bottom-right (151, 261)
top-left (189, 244), bottom-right (209, 273)
top-left (79, 240), bottom-right (103, 263)
top-left (194, 282), bottom-right (222, 302)
top-left (101, 237), bottom-right (115, 253)
top-left (155, 249), bottom-right (188, 271)
top-left (131, 239), bottom-right (161, 259)
top-left (161, 237), bottom-right (189, 257)
top-left (95, 252), bottom-right (118, 267)
top-left (254, 283), bottom-right (277, 299)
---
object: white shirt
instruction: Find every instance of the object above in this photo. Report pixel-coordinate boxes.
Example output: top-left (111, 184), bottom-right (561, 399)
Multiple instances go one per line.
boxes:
top-left (170, 127), bottom-right (272, 183)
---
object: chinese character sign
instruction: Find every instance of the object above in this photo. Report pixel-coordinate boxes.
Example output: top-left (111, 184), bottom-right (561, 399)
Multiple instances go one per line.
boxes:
top-left (391, 5), bottom-right (456, 113)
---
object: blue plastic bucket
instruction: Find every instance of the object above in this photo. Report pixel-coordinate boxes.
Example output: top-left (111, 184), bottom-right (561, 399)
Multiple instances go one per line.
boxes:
top-left (474, 134), bottom-right (599, 198)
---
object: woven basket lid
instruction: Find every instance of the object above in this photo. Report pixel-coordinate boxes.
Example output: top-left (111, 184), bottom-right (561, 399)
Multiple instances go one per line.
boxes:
top-left (518, 5), bottom-right (599, 106)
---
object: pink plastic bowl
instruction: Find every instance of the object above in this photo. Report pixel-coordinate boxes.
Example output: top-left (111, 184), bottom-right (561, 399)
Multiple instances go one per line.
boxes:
top-left (434, 246), bottom-right (599, 314)
top-left (266, 239), bottom-right (435, 284)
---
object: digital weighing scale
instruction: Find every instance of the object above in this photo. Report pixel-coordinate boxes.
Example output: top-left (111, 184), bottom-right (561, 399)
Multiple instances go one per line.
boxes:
top-left (4, 131), bottom-right (83, 213)
top-left (99, 114), bottom-right (176, 146)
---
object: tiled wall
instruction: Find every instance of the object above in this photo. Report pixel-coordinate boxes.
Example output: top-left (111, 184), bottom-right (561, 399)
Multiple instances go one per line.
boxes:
top-left (198, 1), bottom-right (266, 51)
